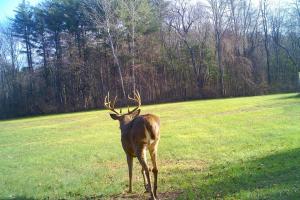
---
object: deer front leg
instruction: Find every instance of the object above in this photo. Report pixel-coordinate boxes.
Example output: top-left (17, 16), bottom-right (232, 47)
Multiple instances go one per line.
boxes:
top-left (126, 154), bottom-right (133, 193)
top-left (137, 147), bottom-right (156, 200)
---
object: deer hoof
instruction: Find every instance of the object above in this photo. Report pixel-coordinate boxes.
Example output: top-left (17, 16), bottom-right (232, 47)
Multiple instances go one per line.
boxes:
top-left (144, 184), bottom-right (151, 193)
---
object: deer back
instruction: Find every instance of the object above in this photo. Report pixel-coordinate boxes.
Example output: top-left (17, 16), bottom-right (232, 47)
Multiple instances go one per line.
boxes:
top-left (121, 114), bottom-right (160, 156)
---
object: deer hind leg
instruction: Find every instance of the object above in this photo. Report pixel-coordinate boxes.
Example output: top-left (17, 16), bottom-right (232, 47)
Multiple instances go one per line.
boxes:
top-left (137, 147), bottom-right (156, 200)
top-left (141, 168), bottom-right (149, 193)
top-left (150, 146), bottom-right (158, 199)
top-left (141, 166), bottom-right (153, 193)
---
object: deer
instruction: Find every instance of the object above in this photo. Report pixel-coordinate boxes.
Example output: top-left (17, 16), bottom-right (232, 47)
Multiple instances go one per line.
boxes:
top-left (104, 91), bottom-right (160, 200)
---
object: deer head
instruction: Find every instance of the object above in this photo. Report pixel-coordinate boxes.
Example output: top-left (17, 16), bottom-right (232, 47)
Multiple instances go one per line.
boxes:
top-left (104, 91), bottom-right (141, 127)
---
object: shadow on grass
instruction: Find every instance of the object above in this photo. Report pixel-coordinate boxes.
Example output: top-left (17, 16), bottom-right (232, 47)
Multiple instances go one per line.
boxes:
top-left (3, 197), bottom-right (36, 200)
top-left (4, 149), bottom-right (300, 200)
top-left (101, 191), bottom-right (182, 200)
top-left (173, 148), bottom-right (300, 199)
top-left (276, 93), bottom-right (300, 100)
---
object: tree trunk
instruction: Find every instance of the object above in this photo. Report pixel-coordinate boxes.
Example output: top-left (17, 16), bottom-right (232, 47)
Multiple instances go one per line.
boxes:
top-left (107, 24), bottom-right (126, 98)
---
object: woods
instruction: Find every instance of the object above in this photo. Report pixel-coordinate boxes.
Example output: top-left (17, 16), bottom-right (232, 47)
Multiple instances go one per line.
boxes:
top-left (0, 0), bottom-right (299, 119)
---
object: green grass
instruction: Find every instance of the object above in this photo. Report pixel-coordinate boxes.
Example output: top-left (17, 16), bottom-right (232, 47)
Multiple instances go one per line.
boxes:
top-left (1, 93), bottom-right (300, 199)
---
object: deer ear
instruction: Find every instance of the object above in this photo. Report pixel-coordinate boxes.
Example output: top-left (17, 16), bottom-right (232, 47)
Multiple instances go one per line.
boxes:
top-left (110, 113), bottom-right (120, 120)
top-left (131, 109), bottom-right (141, 118)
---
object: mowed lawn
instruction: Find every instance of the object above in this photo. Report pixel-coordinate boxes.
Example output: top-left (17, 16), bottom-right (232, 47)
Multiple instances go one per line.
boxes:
top-left (0, 93), bottom-right (300, 199)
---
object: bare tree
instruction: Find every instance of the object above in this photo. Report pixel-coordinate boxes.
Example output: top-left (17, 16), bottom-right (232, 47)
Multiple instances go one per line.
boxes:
top-left (271, 0), bottom-right (300, 68)
top-left (83, 0), bottom-right (127, 98)
top-left (260, 0), bottom-right (272, 84)
top-left (119, 0), bottom-right (138, 92)
top-left (167, 0), bottom-right (208, 96)
top-left (208, 0), bottom-right (230, 96)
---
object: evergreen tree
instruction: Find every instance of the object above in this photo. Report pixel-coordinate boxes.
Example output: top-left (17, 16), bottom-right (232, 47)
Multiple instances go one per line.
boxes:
top-left (12, 0), bottom-right (35, 70)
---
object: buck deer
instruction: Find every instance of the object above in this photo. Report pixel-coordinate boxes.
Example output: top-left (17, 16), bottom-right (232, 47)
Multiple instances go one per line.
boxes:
top-left (104, 91), bottom-right (160, 200)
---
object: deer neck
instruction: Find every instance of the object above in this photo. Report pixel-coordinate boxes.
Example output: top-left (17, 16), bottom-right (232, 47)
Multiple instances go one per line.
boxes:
top-left (120, 120), bottom-right (134, 136)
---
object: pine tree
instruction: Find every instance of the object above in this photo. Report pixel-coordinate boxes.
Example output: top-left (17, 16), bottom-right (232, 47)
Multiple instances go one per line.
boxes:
top-left (12, 0), bottom-right (35, 71)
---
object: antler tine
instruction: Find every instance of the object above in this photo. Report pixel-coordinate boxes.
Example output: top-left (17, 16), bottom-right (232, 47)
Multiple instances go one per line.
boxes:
top-left (135, 90), bottom-right (141, 105)
top-left (127, 90), bottom-right (141, 114)
top-left (133, 90), bottom-right (141, 106)
top-left (128, 90), bottom-right (140, 102)
top-left (104, 92), bottom-right (110, 108)
top-left (103, 92), bottom-right (120, 115)
top-left (112, 95), bottom-right (117, 109)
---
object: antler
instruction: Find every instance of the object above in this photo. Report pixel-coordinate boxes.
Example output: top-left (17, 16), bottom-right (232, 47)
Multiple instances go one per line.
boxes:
top-left (104, 92), bottom-right (121, 115)
top-left (127, 90), bottom-right (141, 114)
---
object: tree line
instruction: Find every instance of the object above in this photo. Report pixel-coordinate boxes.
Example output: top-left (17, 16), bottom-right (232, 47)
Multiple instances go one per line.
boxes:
top-left (0, 0), bottom-right (299, 119)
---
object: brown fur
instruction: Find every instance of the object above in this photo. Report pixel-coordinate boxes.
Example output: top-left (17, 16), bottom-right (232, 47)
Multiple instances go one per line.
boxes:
top-left (109, 110), bottom-right (160, 200)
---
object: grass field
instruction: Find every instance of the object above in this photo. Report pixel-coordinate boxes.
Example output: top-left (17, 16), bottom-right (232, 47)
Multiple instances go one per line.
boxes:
top-left (1, 93), bottom-right (300, 199)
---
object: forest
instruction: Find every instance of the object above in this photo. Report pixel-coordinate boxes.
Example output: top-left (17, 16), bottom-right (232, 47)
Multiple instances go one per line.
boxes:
top-left (0, 0), bottom-right (299, 119)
